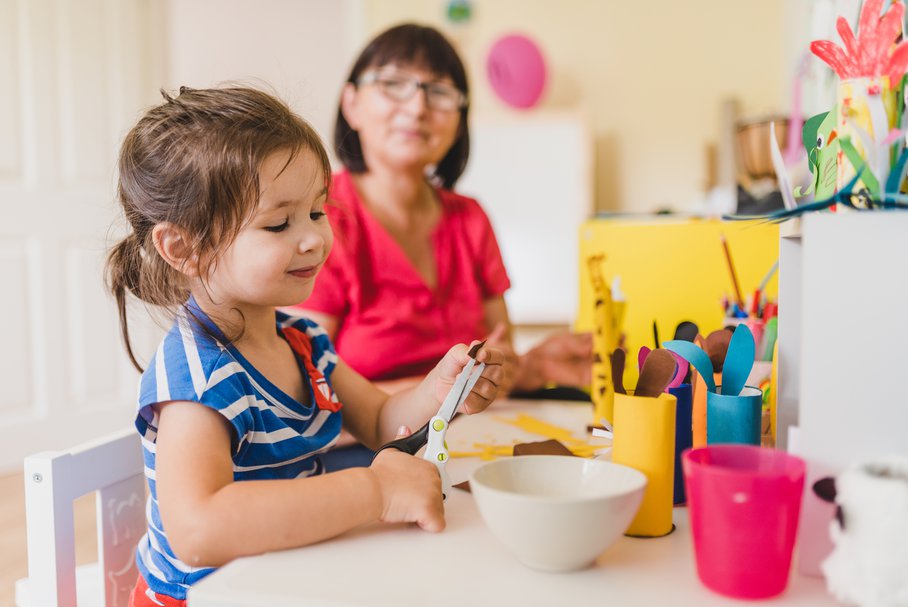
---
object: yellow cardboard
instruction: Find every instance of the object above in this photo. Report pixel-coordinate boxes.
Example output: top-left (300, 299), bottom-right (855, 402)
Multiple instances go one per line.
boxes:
top-left (577, 218), bottom-right (779, 385)
top-left (612, 391), bottom-right (677, 537)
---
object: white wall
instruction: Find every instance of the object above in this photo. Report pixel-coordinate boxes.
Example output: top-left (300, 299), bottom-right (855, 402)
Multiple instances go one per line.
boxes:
top-left (163, 0), bottom-right (364, 156)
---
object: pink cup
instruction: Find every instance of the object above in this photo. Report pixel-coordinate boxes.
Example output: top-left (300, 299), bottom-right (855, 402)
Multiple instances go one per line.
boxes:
top-left (682, 445), bottom-right (806, 599)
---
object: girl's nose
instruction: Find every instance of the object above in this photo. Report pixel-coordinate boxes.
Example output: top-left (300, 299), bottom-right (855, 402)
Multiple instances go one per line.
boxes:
top-left (297, 228), bottom-right (326, 254)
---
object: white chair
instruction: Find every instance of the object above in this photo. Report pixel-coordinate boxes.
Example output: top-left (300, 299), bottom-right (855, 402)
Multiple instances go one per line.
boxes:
top-left (16, 428), bottom-right (146, 607)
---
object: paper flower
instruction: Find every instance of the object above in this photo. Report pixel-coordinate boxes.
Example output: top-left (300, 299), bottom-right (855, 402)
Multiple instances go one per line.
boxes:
top-left (811, 0), bottom-right (908, 84)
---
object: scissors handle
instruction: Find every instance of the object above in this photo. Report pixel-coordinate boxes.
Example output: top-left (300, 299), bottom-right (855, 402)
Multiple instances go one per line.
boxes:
top-left (372, 421), bottom-right (430, 458)
top-left (424, 415), bottom-right (452, 500)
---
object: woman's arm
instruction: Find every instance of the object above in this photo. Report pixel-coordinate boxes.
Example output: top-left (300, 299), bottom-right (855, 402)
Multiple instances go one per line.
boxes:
top-left (154, 400), bottom-right (444, 568)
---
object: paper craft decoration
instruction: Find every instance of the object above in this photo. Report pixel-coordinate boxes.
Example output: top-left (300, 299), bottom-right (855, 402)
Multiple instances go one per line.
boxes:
top-left (638, 346), bottom-right (690, 393)
top-left (730, 0), bottom-right (908, 222)
top-left (666, 324), bottom-right (755, 397)
top-left (666, 325), bottom-right (760, 445)
top-left (486, 33), bottom-right (547, 109)
top-left (612, 391), bottom-right (677, 537)
top-left (588, 255), bottom-right (618, 424)
top-left (796, 111), bottom-right (839, 200)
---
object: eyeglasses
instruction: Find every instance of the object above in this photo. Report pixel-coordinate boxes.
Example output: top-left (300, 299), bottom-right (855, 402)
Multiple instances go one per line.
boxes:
top-left (356, 71), bottom-right (467, 112)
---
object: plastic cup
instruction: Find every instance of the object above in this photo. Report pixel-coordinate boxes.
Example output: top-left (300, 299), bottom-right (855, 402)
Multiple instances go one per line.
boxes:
top-left (682, 445), bottom-right (806, 599)
top-left (706, 386), bottom-right (762, 445)
top-left (669, 384), bottom-right (692, 504)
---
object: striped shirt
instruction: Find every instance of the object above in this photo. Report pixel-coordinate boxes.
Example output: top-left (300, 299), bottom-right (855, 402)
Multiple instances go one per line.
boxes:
top-left (134, 301), bottom-right (342, 600)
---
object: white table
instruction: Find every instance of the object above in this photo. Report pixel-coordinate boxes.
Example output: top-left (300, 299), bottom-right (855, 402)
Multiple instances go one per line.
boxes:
top-left (189, 400), bottom-right (838, 606)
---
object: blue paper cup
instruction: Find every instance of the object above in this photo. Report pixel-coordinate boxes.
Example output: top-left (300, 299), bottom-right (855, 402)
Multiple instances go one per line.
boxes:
top-left (669, 384), bottom-right (693, 504)
top-left (706, 386), bottom-right (762, 445)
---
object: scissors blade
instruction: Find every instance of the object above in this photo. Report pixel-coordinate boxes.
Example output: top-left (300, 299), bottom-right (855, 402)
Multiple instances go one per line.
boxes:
top-left (434, 342), bottom-right (485, 422)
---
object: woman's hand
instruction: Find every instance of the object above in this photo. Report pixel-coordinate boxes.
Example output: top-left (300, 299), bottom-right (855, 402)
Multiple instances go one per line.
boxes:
top-left (434, 342), bottom-right (504, 414)
top-left (369, 425), bottom-right (445, 531)
top-left (513, 331), bottom-right (593, 392)
top-left (483, 322), bottom-right (519, 395)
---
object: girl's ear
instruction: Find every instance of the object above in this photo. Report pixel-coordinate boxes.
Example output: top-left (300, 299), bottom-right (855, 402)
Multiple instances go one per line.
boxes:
top-left (340, 82), bottom-right (360, 130)
top-left (152, 223), bottom-right (200, 277)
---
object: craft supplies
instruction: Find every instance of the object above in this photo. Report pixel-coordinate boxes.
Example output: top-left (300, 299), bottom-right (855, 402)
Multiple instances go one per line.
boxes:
top-left (669, 384), bottom-right (693, 505)
top-left (720, 234), bottom-right (744, 309)
top-left (706, 386), bottom-right (763, 445)
top-left (374, 341), bottom-right (485, 499)
top-left (612, 391), bottom-right (677, 537)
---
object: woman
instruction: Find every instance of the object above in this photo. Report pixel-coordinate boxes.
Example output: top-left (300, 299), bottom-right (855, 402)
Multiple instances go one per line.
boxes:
top-left (297, 23), bottom-right (591, 405)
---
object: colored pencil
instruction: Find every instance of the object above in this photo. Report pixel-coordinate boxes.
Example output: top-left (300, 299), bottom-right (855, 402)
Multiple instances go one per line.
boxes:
top-left (720, 234), bottom-right (745, 309)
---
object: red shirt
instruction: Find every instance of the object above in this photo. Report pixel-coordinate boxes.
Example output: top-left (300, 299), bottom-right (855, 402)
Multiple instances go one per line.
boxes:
top-left (297, 171), bottom-right (511, 380)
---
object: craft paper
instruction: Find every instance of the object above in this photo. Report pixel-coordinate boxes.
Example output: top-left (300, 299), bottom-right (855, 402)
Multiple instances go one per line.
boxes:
top-left (588, 255), bottom-right (616, 424)
top-left (664, 340), bottom-right (716, 393)
top-left (670, 384), bottom-right (693, 505)
top-left (721, 324), bottom-right (756, 397)
top-left (612, 391), bottom-right (677, 537)
top-left (707, 386), bottom-right (763, 445)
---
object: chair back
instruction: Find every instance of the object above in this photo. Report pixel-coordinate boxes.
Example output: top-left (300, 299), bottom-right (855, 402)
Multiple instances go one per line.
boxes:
top-left (23, 428), bottom-right (145, 607)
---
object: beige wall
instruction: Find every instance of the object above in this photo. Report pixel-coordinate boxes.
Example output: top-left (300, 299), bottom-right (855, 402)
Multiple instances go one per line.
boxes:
top-left (361, 0), bottom-right (787, 212)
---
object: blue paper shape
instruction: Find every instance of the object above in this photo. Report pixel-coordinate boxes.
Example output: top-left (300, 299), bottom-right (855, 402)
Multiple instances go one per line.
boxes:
top-left (721, 324), bottom-right (755, 396)
top-left (663, 340), bottom-right (716, 393)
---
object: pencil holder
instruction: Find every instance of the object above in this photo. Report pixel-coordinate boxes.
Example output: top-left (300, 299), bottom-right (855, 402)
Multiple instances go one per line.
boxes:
top-left (706, 386), bottom-right (762, 445)
top-left (612, 391), bottom-right (676, 537)
top-left (669, 384), bottom-right (693, 504)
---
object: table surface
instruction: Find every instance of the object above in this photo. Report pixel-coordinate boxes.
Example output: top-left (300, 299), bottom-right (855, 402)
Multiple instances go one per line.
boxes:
top-left (189, 399), bottom-right (839, 607)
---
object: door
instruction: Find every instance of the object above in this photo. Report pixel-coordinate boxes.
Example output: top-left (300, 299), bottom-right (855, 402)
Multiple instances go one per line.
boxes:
top-left (0, 0), bottom-right (166, 471)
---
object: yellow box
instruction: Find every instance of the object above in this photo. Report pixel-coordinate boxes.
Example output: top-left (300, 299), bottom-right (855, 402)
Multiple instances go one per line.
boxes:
top-left (577, 218), bottom-right (779, 384)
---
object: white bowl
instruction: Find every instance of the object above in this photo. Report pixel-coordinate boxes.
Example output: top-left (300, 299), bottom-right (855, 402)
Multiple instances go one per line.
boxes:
top-left (470, 455), bottom-right (647, 572)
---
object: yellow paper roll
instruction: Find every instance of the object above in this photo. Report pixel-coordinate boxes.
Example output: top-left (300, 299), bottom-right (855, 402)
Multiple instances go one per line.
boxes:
top-left (612, 391), bottom-right (677, 537)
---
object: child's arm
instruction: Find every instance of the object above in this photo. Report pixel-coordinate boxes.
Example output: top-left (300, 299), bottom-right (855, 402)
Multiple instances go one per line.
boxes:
top-left (333, 342), bottom-right (504, 450)
top-left (154, 400), bottom-right (444, 568)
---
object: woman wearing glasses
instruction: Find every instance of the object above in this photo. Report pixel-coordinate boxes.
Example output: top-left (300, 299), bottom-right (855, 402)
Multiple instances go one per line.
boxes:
top-left (296, 25), bottom-right (592, 453)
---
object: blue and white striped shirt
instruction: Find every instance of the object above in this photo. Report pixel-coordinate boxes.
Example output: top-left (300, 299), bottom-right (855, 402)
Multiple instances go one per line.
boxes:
top-left (134, 301), bottom-right (342, 600)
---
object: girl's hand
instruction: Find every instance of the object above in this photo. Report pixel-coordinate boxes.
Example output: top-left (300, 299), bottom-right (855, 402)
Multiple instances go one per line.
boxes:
top-left (435, 342), bottom-right (504, 414)
top-left (369, 426), bottom-right (445, 531)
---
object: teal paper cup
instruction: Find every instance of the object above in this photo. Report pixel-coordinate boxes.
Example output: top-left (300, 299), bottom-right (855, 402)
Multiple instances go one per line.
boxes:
top-left (706, 386), bottom-right (762, 445)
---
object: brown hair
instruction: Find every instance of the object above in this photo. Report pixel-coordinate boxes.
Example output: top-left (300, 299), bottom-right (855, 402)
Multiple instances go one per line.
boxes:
top-left (106, 86), bottom-right (331, 371)
top-left (335, 23), bottom-right (470, 189)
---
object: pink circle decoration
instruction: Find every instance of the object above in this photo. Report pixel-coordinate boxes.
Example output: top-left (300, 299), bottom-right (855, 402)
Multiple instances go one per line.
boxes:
top-left (486, 34), bottom-right (547, 109)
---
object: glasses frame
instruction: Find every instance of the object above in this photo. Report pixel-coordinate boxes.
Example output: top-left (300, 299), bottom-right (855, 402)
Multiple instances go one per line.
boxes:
top-left (356, 70), bottom-right (468, 112)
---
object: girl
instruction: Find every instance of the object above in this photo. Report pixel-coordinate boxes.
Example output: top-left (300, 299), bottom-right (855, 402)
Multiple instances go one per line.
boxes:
top-left (105, 86), bottom-right (503, 606)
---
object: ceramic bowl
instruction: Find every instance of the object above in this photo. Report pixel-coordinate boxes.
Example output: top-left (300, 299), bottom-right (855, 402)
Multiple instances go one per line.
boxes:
top-left (470, 455), bottom-right (647, 571)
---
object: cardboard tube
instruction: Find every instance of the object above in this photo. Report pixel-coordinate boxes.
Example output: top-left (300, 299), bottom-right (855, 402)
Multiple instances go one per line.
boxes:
top-left (613, 391), bottom-right (677, 536)
top-left (670, 384), bottom-right (693, 505)
top-left (707, 386), bottom-right (762, 445)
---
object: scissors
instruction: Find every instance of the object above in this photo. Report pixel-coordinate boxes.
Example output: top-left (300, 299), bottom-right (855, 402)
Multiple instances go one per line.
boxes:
top-left (373, 341), bottom-right (486, 500)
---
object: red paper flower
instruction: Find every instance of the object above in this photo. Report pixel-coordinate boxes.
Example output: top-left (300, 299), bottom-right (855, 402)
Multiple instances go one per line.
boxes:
top-left (811, 0), bottom-right (908, 84)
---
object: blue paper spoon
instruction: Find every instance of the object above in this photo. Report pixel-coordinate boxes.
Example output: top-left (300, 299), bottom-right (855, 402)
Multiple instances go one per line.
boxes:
top-left (720, 324), bottom-right (755, 396)
top-left (663, 340), bottom-right (716, 393)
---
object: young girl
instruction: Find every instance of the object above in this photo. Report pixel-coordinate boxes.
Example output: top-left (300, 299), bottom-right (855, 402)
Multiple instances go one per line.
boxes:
top-left (105, 86), bottom-right (503, 606)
